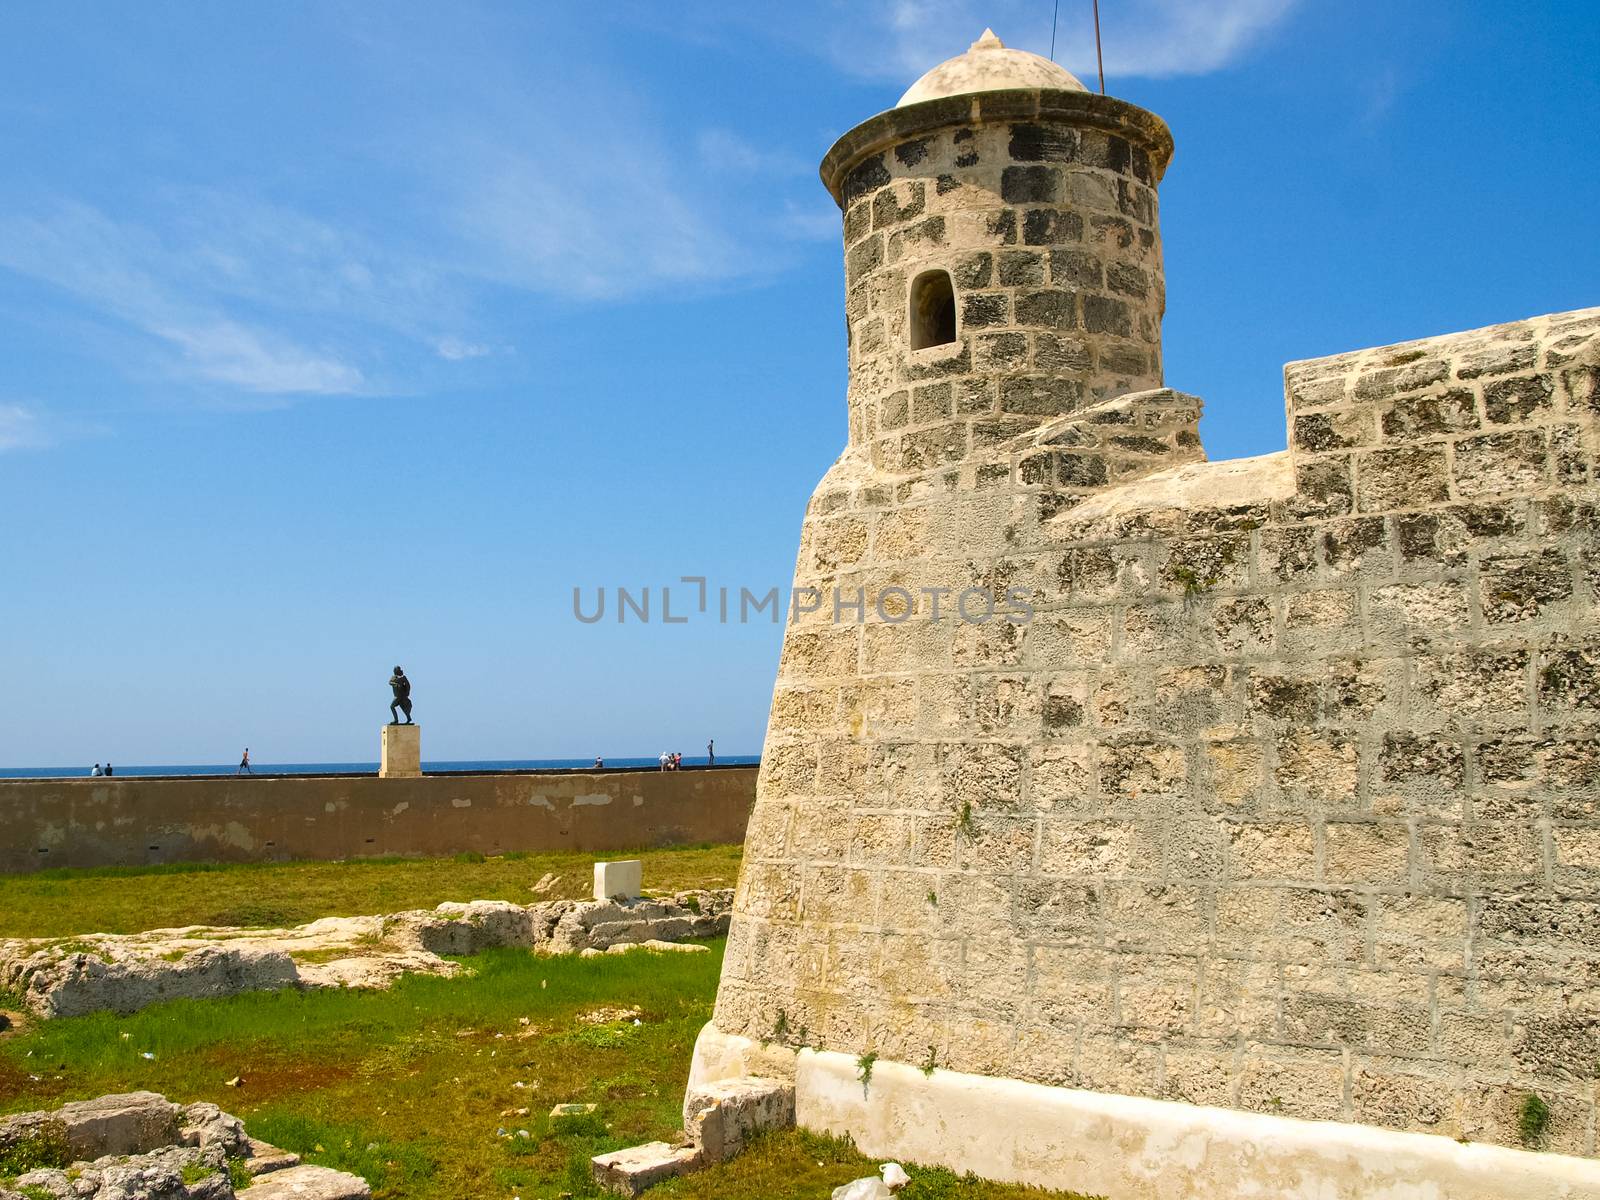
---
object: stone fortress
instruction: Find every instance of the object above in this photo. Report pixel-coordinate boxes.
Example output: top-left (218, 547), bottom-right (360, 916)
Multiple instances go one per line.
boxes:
top-left (685, 30), bottom-right (1600, 1199)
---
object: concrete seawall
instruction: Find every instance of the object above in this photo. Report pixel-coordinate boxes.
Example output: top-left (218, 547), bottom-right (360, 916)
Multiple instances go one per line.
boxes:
top-left (0, 765), bottom-right (757, 873)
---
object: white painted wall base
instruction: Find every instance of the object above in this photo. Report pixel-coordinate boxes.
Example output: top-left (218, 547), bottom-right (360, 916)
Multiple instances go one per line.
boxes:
top-left (687, 1021), bottom-right (1600, 1200)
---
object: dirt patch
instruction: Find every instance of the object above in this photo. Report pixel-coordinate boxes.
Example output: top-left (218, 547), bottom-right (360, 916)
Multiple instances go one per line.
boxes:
top-left (0, 1053), bottom-right (61, 1109)
top-left (0, 1008), bottom-right (34, 1047)
top-left (197, 1052), bottom-right (358, 1103)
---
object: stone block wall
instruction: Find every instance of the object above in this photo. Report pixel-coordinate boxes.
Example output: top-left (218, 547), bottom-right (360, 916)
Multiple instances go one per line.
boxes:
top-left (0, 766), bottom-right (756, 873)
top-left (714, 308), bottom-right (1600, 1156)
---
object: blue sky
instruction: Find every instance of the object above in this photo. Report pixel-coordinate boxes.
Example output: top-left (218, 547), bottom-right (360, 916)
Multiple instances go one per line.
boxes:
top-left (1, 1), bottom-right (1595, 766)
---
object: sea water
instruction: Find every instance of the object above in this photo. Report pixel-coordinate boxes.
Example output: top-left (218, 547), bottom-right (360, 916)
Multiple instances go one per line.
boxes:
top-left (0, 755), bottom-right (758, 779)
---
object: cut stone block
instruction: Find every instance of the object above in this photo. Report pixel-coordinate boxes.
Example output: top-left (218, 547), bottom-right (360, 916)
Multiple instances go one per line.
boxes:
top-left (244, 1136), bottom-right (303, 1175)
top-left (57, 1090), bottom-right (180, 1157)
top-left (683, 1075), bottom-right (796, 1164)
top-left (178, 1100), bottom-right (248, 1157)
top-left (591, 1141), bottom-right (704, 1196)
top-left (379, 722), bottom-right (421, 778)
top-left (593, 859), bottom-right (642, 901)
top-left (245, 1163), bottom-right (373, 1199)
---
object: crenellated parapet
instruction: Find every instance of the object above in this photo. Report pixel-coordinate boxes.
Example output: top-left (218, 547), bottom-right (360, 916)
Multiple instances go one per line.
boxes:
top-left (1285, 311), bottom-right (1600, 517)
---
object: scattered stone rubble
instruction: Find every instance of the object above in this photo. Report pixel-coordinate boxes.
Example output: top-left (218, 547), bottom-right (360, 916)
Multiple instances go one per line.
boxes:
top-left (0, 1091), bottom-right (367, 1200)
top-left (591, 1075), bottom-right (794, 1196)
top-left (0, 890), bottom-right (731, 1020)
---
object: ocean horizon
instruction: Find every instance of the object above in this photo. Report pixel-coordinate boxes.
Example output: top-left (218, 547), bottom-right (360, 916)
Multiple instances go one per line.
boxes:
top-left (0, 755), bottom-right (759, 780)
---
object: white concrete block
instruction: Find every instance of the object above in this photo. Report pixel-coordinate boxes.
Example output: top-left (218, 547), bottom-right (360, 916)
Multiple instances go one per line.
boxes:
top-left (593, 858), bottom-right (642, 900)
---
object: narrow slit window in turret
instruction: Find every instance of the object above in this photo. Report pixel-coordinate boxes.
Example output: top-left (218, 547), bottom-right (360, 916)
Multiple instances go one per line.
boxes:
top-left (909, 269), bottom-right (956, 349)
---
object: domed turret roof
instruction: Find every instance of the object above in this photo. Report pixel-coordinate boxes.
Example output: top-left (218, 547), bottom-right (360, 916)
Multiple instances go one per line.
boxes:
top-left (897, 28), bottom-right (1088, 108)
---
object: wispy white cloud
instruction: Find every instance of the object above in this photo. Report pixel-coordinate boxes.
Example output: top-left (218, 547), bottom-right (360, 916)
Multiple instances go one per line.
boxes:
top-left (693, 0), bottom-right (1299, 83)
top-left (439, 137), bottom-right (750, 303)
top-left (160, 190), bottom-right (449, 336)
top-left (435, 337), bottom-right (493, 361)
top-left (275, 15), bottom-right (789, 311)
top-left (1363, 64), bottom-right (1402, 126)
top-left (0, 1), bottom-right (1300, 418)
top-left (0, 89), bottom-right (777, 405)
top-left (0, 200), bottom-right (368, 397)
top-left (778, 200), bottom-right (841, 244)
top-left (156, 319), bottom-right (365, 395)
top-left (0, 401), bottom-right (106, 452)
top-left (697, 130), bottom-right (811, 178)
top-left (1090, 0), bottom-right (1300, 77)
top-left (0, 403), bottom-right (48, 452)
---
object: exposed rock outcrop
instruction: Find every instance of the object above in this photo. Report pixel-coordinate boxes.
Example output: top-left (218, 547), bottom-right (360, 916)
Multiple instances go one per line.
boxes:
top-left (0, 1092), bottom-right (354, 1200)
top-left (0, 890), bottom-right (732, 1020)
top-left (9, 1144), bottom-right (235, 1200)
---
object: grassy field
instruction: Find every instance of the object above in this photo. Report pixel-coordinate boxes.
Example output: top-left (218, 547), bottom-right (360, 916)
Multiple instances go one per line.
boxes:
top-left (0, 943), bottom-right (1088, 1200)
top-left (0, 845), bottom-right (744, 940)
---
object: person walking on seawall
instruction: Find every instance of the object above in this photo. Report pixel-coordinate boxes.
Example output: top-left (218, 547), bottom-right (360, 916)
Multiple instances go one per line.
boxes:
top-left (389, 666), bottom-right (413, 724)
top-left (658, 751), bottom-right (670, 771)
top-left (237, 748), bottom-right (252, 775)
top-left (90, 763), bottom-right (102, 777)
top-left (707, 739), bottom-right (715, 766)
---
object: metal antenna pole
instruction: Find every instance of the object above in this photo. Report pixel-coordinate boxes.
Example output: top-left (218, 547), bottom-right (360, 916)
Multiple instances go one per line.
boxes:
top-left (1050, 0), bottom-right (1060, 60)
top-left (1093, 0), bottom-right (1106, 94)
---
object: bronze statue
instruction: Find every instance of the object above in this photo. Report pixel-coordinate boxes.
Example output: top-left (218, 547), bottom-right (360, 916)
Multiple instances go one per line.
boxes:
top-left (389, 666), bottom-right (413, 724)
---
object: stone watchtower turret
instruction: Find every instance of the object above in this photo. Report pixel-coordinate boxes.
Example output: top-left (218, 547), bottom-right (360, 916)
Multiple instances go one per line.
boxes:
top-left (822, 29), bottom-right (1174, 471)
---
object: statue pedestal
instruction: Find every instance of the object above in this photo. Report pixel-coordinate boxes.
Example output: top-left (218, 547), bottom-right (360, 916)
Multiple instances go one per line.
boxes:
top-left (380, 723), bottom-right (421, 778)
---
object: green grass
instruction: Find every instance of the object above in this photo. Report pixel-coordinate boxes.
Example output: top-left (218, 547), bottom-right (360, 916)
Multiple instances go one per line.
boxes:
top-left (1518, 1092), bottom-right (1551, 1146)
top-left (0, 844), bottom-right (743, 939)
top-left (0, 941), bottom-right (1087, 1200)
top-left (654, 1129), bottom-right (1094, 1200)
top-left (244, 1112), bottom-right (438, 1194)
top-left (1, 944), bottom-right (718, 1198)
top-left (0, 1127), bottom-right (70, 1182)
top-left (180, 1159), bottom-right (218, 1184)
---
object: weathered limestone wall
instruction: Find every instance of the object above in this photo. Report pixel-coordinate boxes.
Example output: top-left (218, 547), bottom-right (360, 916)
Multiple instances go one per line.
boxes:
top-left (714, 282), bottom-right (1600, 1158)
top-left (0, 766), bottom-right (756, 873)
